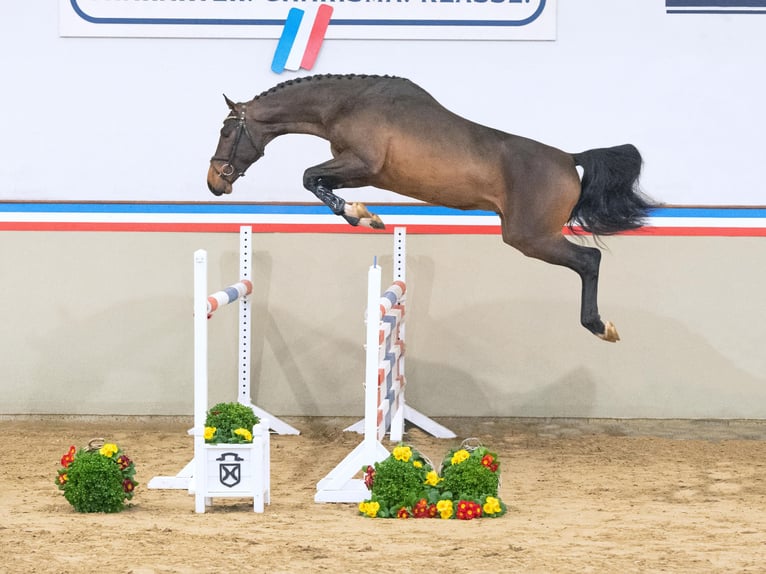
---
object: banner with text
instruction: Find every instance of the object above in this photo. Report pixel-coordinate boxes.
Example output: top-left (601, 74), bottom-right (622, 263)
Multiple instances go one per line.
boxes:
top-left (60, 0), bottom-right (556, 41)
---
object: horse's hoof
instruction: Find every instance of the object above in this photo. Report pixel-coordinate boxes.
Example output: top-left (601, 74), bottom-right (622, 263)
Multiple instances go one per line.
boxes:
top-left (344, 202), bottom-right (385, 229)
top-left (597, 321), bottom-right (620, 343)
top-left (369, 214), bottom-right (385, 230)
top-left (347, 202), bottom-right (369, 219)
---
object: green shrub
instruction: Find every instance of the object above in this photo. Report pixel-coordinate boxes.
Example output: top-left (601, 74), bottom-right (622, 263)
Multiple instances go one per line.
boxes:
top-left (440, 446), bottom-right (500, 501)
top-left (366, 445), bottom-right (434, 517)
top-left (57, 443), bottom-right (137, 513)
top-left (204, 402), bottom-right (260, 443)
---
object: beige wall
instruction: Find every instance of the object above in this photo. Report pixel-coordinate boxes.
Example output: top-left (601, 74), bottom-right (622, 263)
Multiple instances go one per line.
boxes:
top-left (2, 231), bottom-right (764, 419)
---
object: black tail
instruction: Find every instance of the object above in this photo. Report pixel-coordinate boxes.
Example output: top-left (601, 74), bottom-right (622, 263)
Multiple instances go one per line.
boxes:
top-left (570, 144), bottom-right (656, 236)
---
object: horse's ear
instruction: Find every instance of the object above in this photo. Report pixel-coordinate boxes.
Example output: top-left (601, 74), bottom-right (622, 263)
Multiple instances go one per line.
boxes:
top-left (223, 94), bottom-right (237, 111)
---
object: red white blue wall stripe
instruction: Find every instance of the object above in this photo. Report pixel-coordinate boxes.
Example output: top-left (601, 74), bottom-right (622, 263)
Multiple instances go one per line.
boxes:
top-left (1, 203), bottom-right (765, 236)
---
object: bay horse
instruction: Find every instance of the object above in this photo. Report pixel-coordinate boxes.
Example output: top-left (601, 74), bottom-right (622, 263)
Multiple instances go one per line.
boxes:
top-left (207, 73), bottom-right (655, 342)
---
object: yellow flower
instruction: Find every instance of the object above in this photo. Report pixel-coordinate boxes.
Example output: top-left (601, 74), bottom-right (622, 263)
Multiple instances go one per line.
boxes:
top-left (483, 496), bottom-right (502, 515)
top-left (358, 501), bottom-right (380, 518)
top-left (413, 460), bottom-right (423, 469)
top-left (436, 499), bottom-right (453, 519)
top-left (204, 426), bottom-right (217, 440)
top-left (99, 443), bottom-right (119, 458)
top-left (424, 470), bottom-right (443, 487)
top-left (451, 449), bottom-right (470, 465)
top-left (392, 446), bottom-right (412, 463)
top-left (234, 428), bottom-right (253, 442)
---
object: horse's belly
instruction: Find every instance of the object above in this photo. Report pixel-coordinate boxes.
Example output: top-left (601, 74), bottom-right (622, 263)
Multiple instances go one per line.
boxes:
top-left (376, 155), bottom-right (503, 212)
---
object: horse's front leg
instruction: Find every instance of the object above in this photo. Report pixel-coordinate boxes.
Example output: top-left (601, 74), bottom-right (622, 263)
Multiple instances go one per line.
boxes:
top-left (303, 157), bottom-right (385, 229)
top-left (311, 182), bottom-right (385, 229)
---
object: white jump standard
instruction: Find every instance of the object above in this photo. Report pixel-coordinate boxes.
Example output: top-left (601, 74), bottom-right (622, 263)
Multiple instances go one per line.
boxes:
top-left (190, 243), bottom-right (269, 513)
top-left (148, 226), bottom-right (297, 499)
top-left (315, 227), bottom-right (455, 504)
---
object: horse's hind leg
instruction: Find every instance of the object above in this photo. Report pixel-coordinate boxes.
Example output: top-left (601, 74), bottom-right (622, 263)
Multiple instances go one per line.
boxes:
top-left (303, 155), bottom-right (385, 229)
top-left (503, 227), bottom-right (619, 342)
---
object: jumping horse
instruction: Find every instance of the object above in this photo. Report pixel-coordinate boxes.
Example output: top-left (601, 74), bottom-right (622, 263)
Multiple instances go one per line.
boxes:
top-left (207, 74), bottom-right (655, 342)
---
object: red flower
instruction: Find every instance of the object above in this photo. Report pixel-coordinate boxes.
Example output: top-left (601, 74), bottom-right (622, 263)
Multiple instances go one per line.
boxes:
top-left (412, 498), bottom-right (431, 518)
top-left (396, 507), bottom-right (410, 519)
top-left (490, 463), bottom-right (499, 472)
top-left (427, 503), bottom-right (438, 518)
top-left (122, 479), bottom-right (135, 493)
top-left (481, 454), bottom-right (494, 468)
top-left (60, 446), bottom-right (76, 468)
top-left (116, 455), bottom-right (132, 470)
top-left (57, 472), bottom-right (68, 485)
top-left (363, 465), bottom-right (375, 490)
top-left (456, 500), bottom-right (483, 520)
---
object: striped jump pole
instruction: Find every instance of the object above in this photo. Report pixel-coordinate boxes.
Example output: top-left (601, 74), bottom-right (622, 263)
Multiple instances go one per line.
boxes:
top-left (206, 280), bottom-right (252, 316)
top-left (367, 278), bottom-right (407, 443)
top-left (315, 228), bottom-right (455, 504)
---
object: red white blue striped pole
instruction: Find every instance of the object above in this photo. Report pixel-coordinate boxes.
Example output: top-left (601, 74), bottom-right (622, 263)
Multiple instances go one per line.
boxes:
top-left (206, 280), bottom-right (252, 315)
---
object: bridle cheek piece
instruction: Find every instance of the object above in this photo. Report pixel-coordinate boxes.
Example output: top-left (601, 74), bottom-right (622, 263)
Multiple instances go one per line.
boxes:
top-left (211, 108), bottom-right (261, 180)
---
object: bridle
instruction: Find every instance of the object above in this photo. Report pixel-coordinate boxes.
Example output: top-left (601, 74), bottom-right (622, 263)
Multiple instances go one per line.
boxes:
top-left (210, 107), bottom-right (262, 179)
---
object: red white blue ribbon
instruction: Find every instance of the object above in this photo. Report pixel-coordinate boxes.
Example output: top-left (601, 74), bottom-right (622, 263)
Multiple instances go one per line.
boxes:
top-left (272, 6), bottom-right (333, 74)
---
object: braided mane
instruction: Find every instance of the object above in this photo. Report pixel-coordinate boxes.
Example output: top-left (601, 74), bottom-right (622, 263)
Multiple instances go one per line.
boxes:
top-left (253, 73), bottom-right (403, 100)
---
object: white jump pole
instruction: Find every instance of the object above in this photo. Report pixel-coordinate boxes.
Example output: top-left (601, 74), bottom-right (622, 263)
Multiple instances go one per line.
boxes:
top-left (193, 249), bottom-right (209, 513)
top-left (363, 261), bottom-right (385, 460)
top-left (235, 228), bottom-right (298, 435)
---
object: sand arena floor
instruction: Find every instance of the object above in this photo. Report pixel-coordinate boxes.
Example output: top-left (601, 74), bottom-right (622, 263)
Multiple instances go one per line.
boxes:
top-left (2, 416), bottom-right (766, 573)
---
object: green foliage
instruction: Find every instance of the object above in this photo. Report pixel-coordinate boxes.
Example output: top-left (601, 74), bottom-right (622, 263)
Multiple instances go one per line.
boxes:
top-left (359, 443), bottom-right (507, 520)
top-left (204, 402), bottom-right (260, 443)
top-left (62, 451), bottom-right (129, 513)
top-left (57, 442), bottom-right (138, 513)
top-left (370, 459), bottom-right (423, 515)
top-left (367, 446), bottom-right (432, 517)
top-left (440, 447), bottom-right (500, 501)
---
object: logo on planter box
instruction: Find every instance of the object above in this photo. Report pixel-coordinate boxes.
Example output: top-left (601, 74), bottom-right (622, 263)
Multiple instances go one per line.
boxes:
top-left (217, 452), bottom-right (244, 488)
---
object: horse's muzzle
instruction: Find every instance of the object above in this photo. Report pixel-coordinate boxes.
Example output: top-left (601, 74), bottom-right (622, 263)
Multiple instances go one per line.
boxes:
top-left (207, 164), bottom-right (233, 196)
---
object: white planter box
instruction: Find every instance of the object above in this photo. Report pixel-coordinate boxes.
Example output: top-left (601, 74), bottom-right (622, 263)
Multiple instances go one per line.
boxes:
top-left (193, 421), bottom-right (270, 513)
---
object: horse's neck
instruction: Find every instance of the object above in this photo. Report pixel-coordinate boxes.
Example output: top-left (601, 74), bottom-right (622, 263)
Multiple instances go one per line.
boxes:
top-left (252, 83), bottom-right (348, 139)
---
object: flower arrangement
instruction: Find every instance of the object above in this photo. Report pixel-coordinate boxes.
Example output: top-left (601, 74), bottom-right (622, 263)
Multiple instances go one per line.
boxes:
top-left (359, 445), bottom-right (438, 518)
top-left (440, 445), bottom-right (500, 501)
top-left (204, 402), bottom-right (260, 444)
top-left (359, 440), bottom-right (507, 520)
top-left (56, 440), bottom-right (138, 513)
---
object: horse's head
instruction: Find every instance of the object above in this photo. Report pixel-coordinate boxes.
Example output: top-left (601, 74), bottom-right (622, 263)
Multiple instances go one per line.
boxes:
top-left (207, 95), bottom-right (265, 196)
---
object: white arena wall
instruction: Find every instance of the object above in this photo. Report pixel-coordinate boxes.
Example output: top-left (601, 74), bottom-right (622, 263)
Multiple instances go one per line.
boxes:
top-left (1, 1), bottom-right (765, 418)
top-left (2, 230), bottom-right (765, 419)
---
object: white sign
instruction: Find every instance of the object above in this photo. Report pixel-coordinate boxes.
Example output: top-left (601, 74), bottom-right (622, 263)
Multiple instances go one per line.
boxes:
top-left (59, 0), bottom-right (556, 41)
